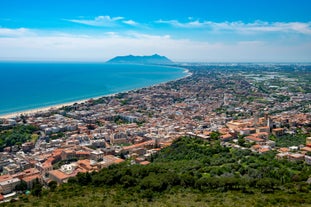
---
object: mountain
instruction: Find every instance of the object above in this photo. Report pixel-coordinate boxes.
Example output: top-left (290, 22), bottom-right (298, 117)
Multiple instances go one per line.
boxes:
top-left (106, 54), bottom-right (174, 65)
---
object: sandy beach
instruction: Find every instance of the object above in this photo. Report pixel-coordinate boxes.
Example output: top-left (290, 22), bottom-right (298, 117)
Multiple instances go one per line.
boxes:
top-left (0, 99), bottom-right (88, 119)
top-left (0, 67), bottom-right (190, 120)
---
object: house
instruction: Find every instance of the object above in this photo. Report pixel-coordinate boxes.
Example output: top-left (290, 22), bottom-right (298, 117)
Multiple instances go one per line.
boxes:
top-left (13, 168), bottom-right (43, 189)
top-left (122, 140), bottom-right (155, 153)
top-left (99, 155), bottom-right (124, 168)
top-left (255, 132), bottom-right (269, 139)
top-left (258, 147), bottom-right (271, 154)
top-left (248, 128), bottom-right (256, 134)
top-left (35, 159), bottom-right (53, 176)
top-left (252, 145), bottom-right (271, 153)
top-left (140, 161), bottom-right (150, 165)
top-left (61, 149), bottom-right (76, 161)
top-left (301, 146), bottom-right (311, 153)
top-left (245, 135), bottom-right (264, 143)
top-left (49, 164), bottom-right (78, 184)
top-left (251, 144), bottom-right (261, 152)
top-left (226, 121), bottom-right (250, 130)
top-left (77, 159), bottom-right (98, 172)
top-left (264, 140), bottom-right (275, 147)
top-left (239, 128), bottom-right (250, 136)
top-left (0, 174), bottom-right (20, 194)
top-left (272, 128), bottom-right (285, 137)
top-left (278, 147), bottom-right (290, 153)
top-left (288, 153), bottom-right (304, 162)
top-left (289, 146), bottom-right (299, 152)
top-left (305, 155), bottom-right (311, 165)
top-left (276, 152), bottom-right (289, 160)
top-left (256, 126), bottom-right (270, 134)
top-left (22, 174), bottom-right (42, 189)
top-left (220, 134), bottom-right (233, 142)
top-left (76, 151), bottom-right (90, 160)
top-left (21, 142), bottom-right (34, 152)
top-left (196, 134), bottom-right (210, 141)
top-left (90, 150), bottom-right (104, 161)
top-left (49, 169), bottom-right (75, 184)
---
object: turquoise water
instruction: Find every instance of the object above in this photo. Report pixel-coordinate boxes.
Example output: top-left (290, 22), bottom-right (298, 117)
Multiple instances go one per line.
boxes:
top-left (0, 62), bottom-right (185, 115)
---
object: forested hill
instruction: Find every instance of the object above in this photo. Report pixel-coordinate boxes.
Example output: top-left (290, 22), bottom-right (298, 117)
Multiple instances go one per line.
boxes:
top-left (106, 54), bottom-right (174, 65)
top-left (9, 136), bottom-right (311, 206)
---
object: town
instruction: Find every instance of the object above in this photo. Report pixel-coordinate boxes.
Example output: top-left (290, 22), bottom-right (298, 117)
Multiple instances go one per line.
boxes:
top-left (0, 63), bottom-right (310, 202)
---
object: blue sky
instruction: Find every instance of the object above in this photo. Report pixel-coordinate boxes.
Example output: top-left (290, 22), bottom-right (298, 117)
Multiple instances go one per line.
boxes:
top-left (0, 0), bottom-right (311, 62)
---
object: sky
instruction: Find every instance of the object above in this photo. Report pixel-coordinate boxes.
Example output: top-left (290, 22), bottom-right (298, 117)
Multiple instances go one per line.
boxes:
top-left (0, 0), bottom-right (311, 62)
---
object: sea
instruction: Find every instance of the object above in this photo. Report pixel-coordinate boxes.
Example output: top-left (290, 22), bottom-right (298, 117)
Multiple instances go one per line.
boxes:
top-left (0, 62), bottom-right (186, 116)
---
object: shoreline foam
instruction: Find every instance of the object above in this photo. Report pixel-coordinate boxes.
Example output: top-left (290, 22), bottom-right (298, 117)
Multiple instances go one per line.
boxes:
top-left (0, 67), bottom-right (191, 119)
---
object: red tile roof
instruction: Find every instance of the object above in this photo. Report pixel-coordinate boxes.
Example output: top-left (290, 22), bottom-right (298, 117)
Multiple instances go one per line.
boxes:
top-left (140, 161), bottom-right (150, 165)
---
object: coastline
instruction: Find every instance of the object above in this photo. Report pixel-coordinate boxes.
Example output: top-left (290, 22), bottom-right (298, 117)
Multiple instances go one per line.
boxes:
top-left (0, 67), bottom-right (191, 119)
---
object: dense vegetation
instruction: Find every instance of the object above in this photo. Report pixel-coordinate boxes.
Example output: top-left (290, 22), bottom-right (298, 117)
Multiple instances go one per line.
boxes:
top-left (4, 136), bottom-right (311, 206)
top-left (275, 133), bottom-right (309, 147)
top-left (0, 125), bottom-right (39, 151)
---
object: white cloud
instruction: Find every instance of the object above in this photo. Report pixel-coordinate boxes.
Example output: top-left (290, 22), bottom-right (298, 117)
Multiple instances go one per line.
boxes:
top-left (127, 32), bottom-right (171, 39)
top-left (0, 27), bottom-right (310, 62)
top-left (66, 16), bottom-right (142, 27)
top-left (66, 15), bottom-right (124, 27)
top-left (0, 27), bottom-right (34, 37)
top-left (122, 20), bottom-right (139, 26)
top-left (156, 19), bottom-right (311, 35)
top-left (155, 20), bottom-right (204, 28)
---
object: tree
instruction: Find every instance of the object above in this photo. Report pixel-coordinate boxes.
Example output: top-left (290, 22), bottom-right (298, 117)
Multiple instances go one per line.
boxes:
top-left (48, 181), bottom-right (57, 192)
top-left (31, 179), bottom-right (42, 197)
top-left (15, 180), bottom-right (27, 191)
top-left (77, 172), bottom-right (92, 185)
top-left (238, 136), bottom-right (245, 146)
top-left (256, 178), bottom-right (279, 193)
top-left (120, 175), bottom-right (136, 188)
top-left (180, 173), bottom-right (195, 188)
top-left (210, 132), bottom-right (221, 140)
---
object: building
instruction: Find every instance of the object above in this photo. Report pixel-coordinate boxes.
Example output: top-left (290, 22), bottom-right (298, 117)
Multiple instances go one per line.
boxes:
top-left (61, 149), bottom-right (76, 161)
top-left (76, 151), bottom-right (90, 160)
top-left (21, 142), bottom-right (34, 152)
top-left (49, 164), bottom-right (77, 184)
top-left (226, 120), bottom-right (251, 130)
top-left (0, 174), bottom-right (20, 194)
top-left (244, 135), bottom-right (264, 144)
top-left (305, 155), bottom-right (311, 165)
top-left (35, 160), bottom-right (53, 176)
top-left (276, 152), bottom-right (289, 160)
top-left (90, 150), bottom-right (104, 161)
top-left (272, 128), bottom-right (285, 137)
top-left (77, 159), bottom-right (98, 172)
top-left (256, 126), bottom-right (270, 134)
top-left (14, 168), bottom-right (42, 189)
top-left (301, 146), bottom-right (311, 153)
top-left (288, 153), bottom-right (304, 162)
top-left (220, 134), bottom-right (233, 142)
top-left (99, 155), bottom-right (124, 168)
top-left (22, 174), bottom-right (42, 189)
top-left (239, 128), bottom-right (250, 136)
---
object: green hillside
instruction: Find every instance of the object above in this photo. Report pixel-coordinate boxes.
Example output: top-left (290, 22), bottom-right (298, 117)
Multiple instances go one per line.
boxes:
top-left (4, 137), bottom-right (311, 207)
